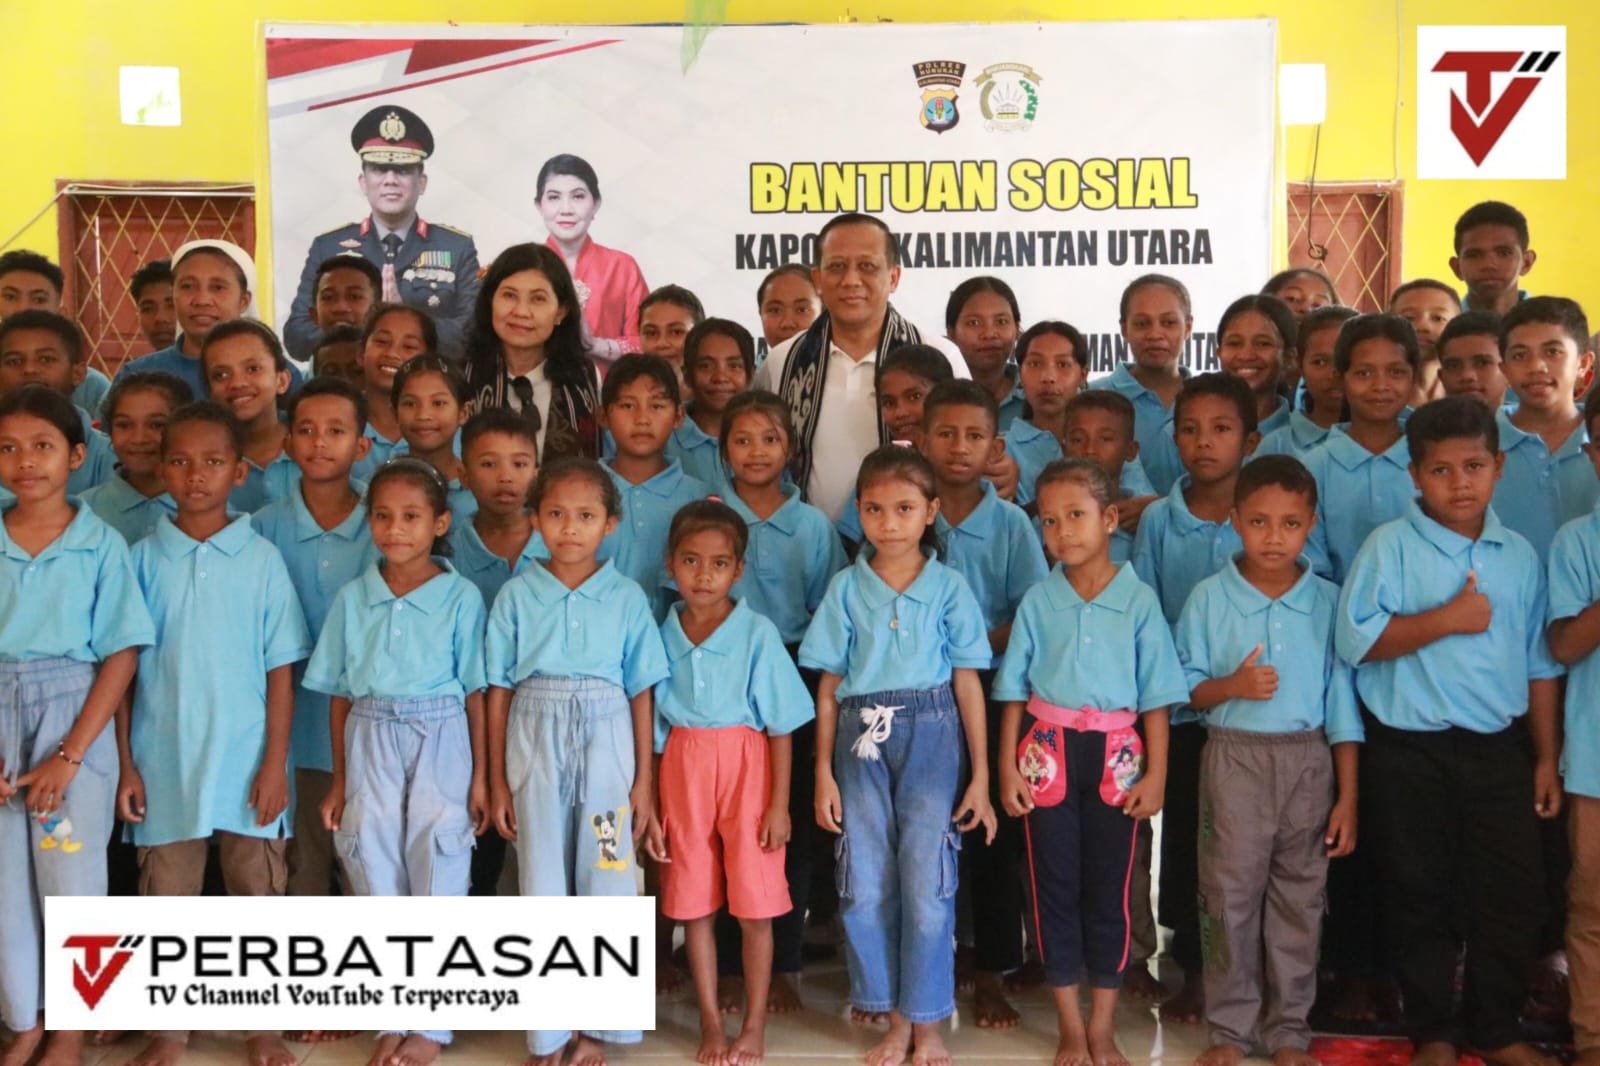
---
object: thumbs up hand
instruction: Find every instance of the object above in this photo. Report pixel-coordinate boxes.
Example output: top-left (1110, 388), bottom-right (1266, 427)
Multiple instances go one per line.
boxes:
top-left (1228, 645), bottom-right (1279, 701)
top-left (1443, 571), bottom-right (1493, 635)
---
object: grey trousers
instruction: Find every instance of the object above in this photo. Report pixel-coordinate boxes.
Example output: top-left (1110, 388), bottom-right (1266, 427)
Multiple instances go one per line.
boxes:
top-left (1197, 727), bottom-right (1333, 1053)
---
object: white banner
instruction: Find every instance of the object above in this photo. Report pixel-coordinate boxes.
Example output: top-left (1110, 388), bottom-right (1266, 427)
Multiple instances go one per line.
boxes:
top-left (46, 896), bottom-right (655, 1031)
top-left (266, 21), bottom-right (1276, 371)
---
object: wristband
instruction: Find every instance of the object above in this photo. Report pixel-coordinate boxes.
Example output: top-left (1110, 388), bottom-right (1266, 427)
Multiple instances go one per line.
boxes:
top-left (56, 744), bottom-right (83, 766)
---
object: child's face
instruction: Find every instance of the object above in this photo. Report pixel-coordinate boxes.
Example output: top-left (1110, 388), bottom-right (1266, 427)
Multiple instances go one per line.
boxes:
top-left (161, 420), bottom-right (246, 517)
top-left (1175, 394), bottom-right (1255, 486)
top-left (603, 375), bottom-right (681, 461)
top-left (313, 341), bottom-right (365, 389)
top-left (174, 254), bottom-right (247, 344)
top-left (1018, 334), bottom-right (1085, 421)
top-left (535, 474), bottom-right (618, 564)
top-left (1438, 335), bottom-right (1508, 409)
top-left (858, 475), bottom-right (938, 558)
top-left (686, 333), bottom-right (749, 416)
top-left (1392, 288), bottom-right (1458, 361)
top-left (1341, 339), bottom-right (1414, 424)
top-left (108, 388), bottom-right (175, 479)
top-left (1217, 310), bottom-right (1286, 398)
top-left (923, 402), bottom-right (1000, 489)
top-left (1064, 408), bottom-right (1137, 484)
top-left (640, 303), bottom-right (696, 365)
top-left (1272, 275), bottom-right (1331, 315)
top-left (491, 269), bottom-right (567, 353)
top-left (1232, 484), bottom-right (1315, 575)
top-left (1451, 224), bottom-right (1533, 303)
top-left (1298, 325), bottom-right (1345, 412)
top-left (1410, 436), bottom-right (1502, 533)
top-left (363, 311), bottom-right (429, 394)
top-left (1503, 322), bottom-right (1593, 414)
top-left (669, 527), bottom-right (744, 611)
top-left (136, 281), bottom-right (177, 350)
top-left (1122, 285), bottom-right (1192, 372)
top-left (0, 270), bottom-right (60, 319)
top-left (288, 393), bottom-right (367, 484)
top-left (0, 412), bottom-right (84, 502)
top-left (312, 266), bottom-right (377, 331)
top-left (724, 410), bottom-right (789, 491)
top-left (949, 290), bottom-right (1018, 379)
top-left (396, 371), bottom-right (466, 454)
top-left (463, 430), bottom-right (537, 519)
top-left (878, 369), bottom-right (934, 445)
top-left (204, 335), bottom-right (290, 426)
top-left (759, 273), bottom-right (820, 349)
top-left (0, 327), bottom-right (82, 397)
top-left (1037, 478), bottom-right (1115, 569)
top-left (369, 479), bottom-right (449, 567)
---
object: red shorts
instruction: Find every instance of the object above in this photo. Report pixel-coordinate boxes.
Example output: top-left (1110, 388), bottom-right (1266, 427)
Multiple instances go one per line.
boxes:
top-left (659, 725), bottom-right (792, 921)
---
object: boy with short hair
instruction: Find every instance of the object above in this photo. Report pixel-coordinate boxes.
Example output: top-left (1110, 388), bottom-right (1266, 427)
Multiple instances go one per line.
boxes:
top-left (672, 319), bottom-right (754, 486)
top-left (1451, 201), bottom-right (1535, 316)
top-left (1492, 296), bottom-right (1597, 559)
top-left (200, 318), bottom-right (296, 513)
top-left (0, 250), bottom-right (110, 416)
top-left (1177, 455), bottom-right (1361, 1066)
top-left (920, 379), bottom-right (1047, 1028)
top-left (251, 377), bottom-right (376, 906)
top-left (1336, 395), bottom-right (1562, 1066)
top-left (310, 255), bottom-right (380, 334)
top-left (1545, 385), bottom-right (1600, 1066)
top-left (311, 323), bottom-right (365, 389)
top-left (0, 309), bottom-right (115, 495)
top-left (131, 259), bottom-right (177, 352)
top-left (1437, 311), bottom-right (1509, 411)
top-left (638, 284), bottom-right (706, 379)
top-left (1133, 371), bottom-right (1261, 1021)
top-left (81, 371), bottom-right (192, 543)
top-left (1063, 390), bottom-right (1143, 563)
top-left (1390, 279), bottom-right (1461, 405)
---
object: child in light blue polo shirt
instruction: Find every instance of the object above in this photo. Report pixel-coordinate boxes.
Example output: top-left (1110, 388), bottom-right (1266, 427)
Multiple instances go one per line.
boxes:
top-left (1062, 391), bottom-right (1151, 565)
top-left (448, 408), bottom-right (548, 612)
top-left (1255, 307), bottom-right (1357, 460)
top-left (251, 377), bottom-right (377, 899)
top-left (392, 354), bottom-right (475, 529)
top-left (1491, 297), bottom-right (1598, 559)
top-left (1216, 295), bottom-right (1297, 441)
top-left (81, 371), bottom-right (192, 543)
top-left (670, 319), bottom-right (755, 488)
top-left (1094, 274), bottom-right (1194, 496)
top-left (200, 319), bottom-right (298, 514)
top-left (0, 311), bottom-right (116, 498)
top-left (1335, 396), bottom-right (1561, 1062)
top-left (599, 355), bottom-right (711, 619)
top-left (1175, 455), bottom-right (1361, 1062)
top-left (351, 304), bottom-right (436, 482)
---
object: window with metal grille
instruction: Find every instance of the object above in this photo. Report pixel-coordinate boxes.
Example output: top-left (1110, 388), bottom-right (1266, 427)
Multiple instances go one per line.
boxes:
top-left (1286, 181), bottom-right (1403, 312)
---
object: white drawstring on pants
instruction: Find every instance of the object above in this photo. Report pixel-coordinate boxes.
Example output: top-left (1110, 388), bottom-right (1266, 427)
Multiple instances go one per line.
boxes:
top-left (851, 704), bottom-right (903, 761)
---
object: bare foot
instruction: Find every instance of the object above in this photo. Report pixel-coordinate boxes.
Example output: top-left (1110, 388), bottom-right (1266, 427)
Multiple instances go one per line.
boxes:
top-left (519, 1049), bottom-right (566, 1066)
top-left (1476, 1042), bottom-right (1559, 1066)
top-left (1054, 1025), bottom-right (1092, 1066)
top-left (1574, 1050), bottom-right (1600, 1066)
top-left (1271, 1048), bottom-right (1318, 1066)
top-left (35, 1032), bottom-right (87, 1066)
top-left (1195, 1046), bottom-right (1245, 1066)
top-left (570, 1035), bottom-right (609, 1066)
top-left (90, 1032), bottom-right (129, 1048)
top-left (387, 1035), bottom-right (442, 1066)
top-left (1408, 1041), bottom-right (1458, 1066)
top-left (285, 1032), bottom-right (360, 1044)
top-left (658, 959), bottom-right (685, 995)
top-left (767, 973), bottom-right (801, 1014)
top-left (367, 1035), bottom-right (402, 1066)
top-left (719, 976), bottom-right (745, 1014)
top-left (852, 1008), bottom-right (891, 1026)
top-left (1087, 1028), bottom-right (1130, 1066)
top-left (1006, 960), bottom-right (1046, 992)
top-left (696, 1022), bottom-right (729, 1066)
top-left (1159, 972), bottom-right (1204, 1025)
top-left (865, 1015), bottom-right (912, 1066)
top-left (127, 1036), bottom-right (188, 1066)
top-left (245, 1034), bottom-right (297, 1066)
top-left (1, 1024), bottom-right (45, 1066)
top-left (1122, 964), bottom-right (1169, 1002)
top-left (726, 1023), bottom-right (767, 1066)
top-left (909, 1023), bottom-right (951, 1066)
top-left (955, 946), bottom-right (977, 994)
top-left (973, 971), bottom-right (1021, 1030)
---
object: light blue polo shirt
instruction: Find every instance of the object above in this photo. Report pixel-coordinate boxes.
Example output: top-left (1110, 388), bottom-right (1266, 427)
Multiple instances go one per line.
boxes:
top-left (230, 450), bottom-right (300, 514)
top-left (666, 419), bottom-right (726, 489)
top-left (1175, 558), bottom-right (1362, 743)
top-left (601, 459), bottom-right (711, 619)
top-left (1549, 505), bottom-right (1600, 798)
top-left (485, 559), bottom-right (669, 696)
top-left (80, 475), bottom-right (177, 545)
top-left (352, 425), bottom-right (407, 482)
top-left (69, 407), bottom-right (116, 497)
top-left (1302, 427), bottom-right (1414, 583)
top-left (0, 501), bottom-right (154, 662)
top-left (115, 341), bottom-right (304, 406)
top-left (938, 481), bottom-right (1047, 661)
top-left (997, 370), bottom-right (1027, 433)
top-left (1132, 476), bottom-right (1243, 626)
top-left (128, 514), bottom-right (312, 845)
top-left (992, 563), bottom-right (1188, 712)
top-left (72, 367), bottom-right (110, 418)
top-left (1493, 411), bottom-right (1598, 560)
top-left (446, 519), bottom-right (548, 615)
top-left (446, 478), bottom-right (478, 530)
top-left (799, 551), bottom-right (992, 699)
top-left (1094, 363), bottom-right (1185, 495)
top-left (252, 484), bottom-right (377, 772)
top-left (653, 599), bottom-right (815, 752)
top-left (1254, 410), bottom-right (1330, 460)
top-left (727, 486), bottom-right (847, 646)
top-left (1257, 397), bottom-right (1291, 439)
top-left (1335, 502), bottom-right (1561, 733)
top-left (305, 562), bottom-right (487, 700)
top-left (1008, 419), bottom-right (1156, 508)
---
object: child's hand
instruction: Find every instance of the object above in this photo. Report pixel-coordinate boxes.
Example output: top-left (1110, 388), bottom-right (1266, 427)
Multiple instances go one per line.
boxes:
top-left (469, 776), bottom-right (490, 835)
top-left (250, 764), bottom-right (289, 827)
top-left (815, 773), bottom-right (843, 834)
top-left (953, 780), bottom-right (996, 844)
top-left (628, 780), bottom-right (654, 848)
top-left (117, 767), bottom-right (146, 823)
top-left (999, 767), bottom-right (1034, 819)
top-left (1324, 797), bottom-right (1358, 857)
top-left (644, 813), bottom-right (668, 863)
top-left (1442, 571), bottom-right (1492, 635)
top-left (320, 781), bottom-right (345, 832)
top-left (1228, 646), bottom-right (1279, 702)
top-left (0, 757), bottom-right (13, 804)
top-left (1122, 774), bottom-right (1165, 819)
top-left (17, 754), bottom-right (79, 814)
top-left (1117, 494), bottom-right (1157, 532)
top-left (984, 451), bottom-right (1020, 501)
top-left (1534, 758), bottom-right (1563, 819)
top-left (759, 806), bottom-right (791, 851)
top-left (490, 779), bottom-right (517, 842)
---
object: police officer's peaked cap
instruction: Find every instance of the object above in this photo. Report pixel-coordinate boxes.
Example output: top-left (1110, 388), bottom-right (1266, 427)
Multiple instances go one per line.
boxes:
top-left (351, 104), bottom-right (434, 165)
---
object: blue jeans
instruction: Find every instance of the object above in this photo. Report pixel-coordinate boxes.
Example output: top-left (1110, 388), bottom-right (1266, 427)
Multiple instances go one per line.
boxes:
top-left (834, 686), bottom-right (963, 1023)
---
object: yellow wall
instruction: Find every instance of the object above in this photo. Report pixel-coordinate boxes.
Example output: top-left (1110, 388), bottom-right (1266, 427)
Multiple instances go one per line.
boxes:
top-left (5, 0), bottom-right (1596, 316)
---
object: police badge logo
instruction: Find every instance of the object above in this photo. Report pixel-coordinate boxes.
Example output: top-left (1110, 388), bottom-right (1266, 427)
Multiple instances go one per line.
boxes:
top-left (912, 60), bottom-right (966, 134)
top-left (976, 63), bottom-right (1042, 133)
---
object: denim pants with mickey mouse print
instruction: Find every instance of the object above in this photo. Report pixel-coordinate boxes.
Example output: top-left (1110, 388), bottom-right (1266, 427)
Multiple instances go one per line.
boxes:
top-left (506, 675), bottom-right (640, 1057)
top-left (0, 658), bottom-right (113, 1031)
top-left (833, 685), bottom-right (963, 1023)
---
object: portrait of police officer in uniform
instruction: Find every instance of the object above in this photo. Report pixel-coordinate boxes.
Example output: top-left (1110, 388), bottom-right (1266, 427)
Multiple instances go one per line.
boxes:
top-left (284, 104), bottom-right (480, 361)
